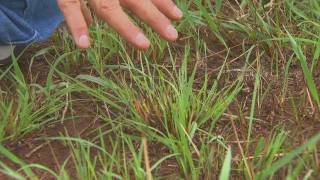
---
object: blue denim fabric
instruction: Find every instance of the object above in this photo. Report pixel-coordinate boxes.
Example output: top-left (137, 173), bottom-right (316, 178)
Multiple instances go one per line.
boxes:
top-left (0, 0), bottom-right (64, 45)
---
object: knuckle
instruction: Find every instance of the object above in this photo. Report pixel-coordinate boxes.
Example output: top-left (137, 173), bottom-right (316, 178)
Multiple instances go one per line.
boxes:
top-left (75, 26), bottom-right (88, 33)
top-left (58, 0), bottom-right (80, 10)
top-left (123, 0), bottom-right (145, 10)
top-left (99, 0), bottom-right (121, 13)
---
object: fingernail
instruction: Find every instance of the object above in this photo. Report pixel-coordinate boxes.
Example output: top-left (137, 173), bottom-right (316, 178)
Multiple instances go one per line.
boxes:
top-left (166, 25), bottom-right (178, 40)
top-left (78, 35), bottom-right (90, 48)
top-left (173, 6), bottom-right (183, 19)
top-left (135, 33), bottom-right (150, 47)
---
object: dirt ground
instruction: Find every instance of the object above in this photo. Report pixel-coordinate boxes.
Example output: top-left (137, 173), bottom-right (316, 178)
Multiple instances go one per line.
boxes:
top-left (0, 35), bottom-right (319, 179)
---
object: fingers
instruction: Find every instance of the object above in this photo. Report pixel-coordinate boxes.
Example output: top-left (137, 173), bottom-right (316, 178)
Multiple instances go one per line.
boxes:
top-left (57, 0), bottom-right (90, 48)
top-left (90, 0), bottom-right (150, 49)
top-left (151, 0), bottom-right (183, 20)
top-left (121, 0), bottom-right (178, 41)
top-left (58, 0), bottom-right (182, 49)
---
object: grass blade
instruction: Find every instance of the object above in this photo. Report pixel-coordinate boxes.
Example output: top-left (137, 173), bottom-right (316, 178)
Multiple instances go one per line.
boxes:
top-left (259, 133), bottom-right (320, 178)
top-left (219, 147), bottom-right (232, 180)
top-left (286, 30), bottom-right (320, 109)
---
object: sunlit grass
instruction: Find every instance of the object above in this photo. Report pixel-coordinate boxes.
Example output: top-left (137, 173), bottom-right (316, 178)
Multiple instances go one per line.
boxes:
top-left (0, 0), bottom-right (319, 179)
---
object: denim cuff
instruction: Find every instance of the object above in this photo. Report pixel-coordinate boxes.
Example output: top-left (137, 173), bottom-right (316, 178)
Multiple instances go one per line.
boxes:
top-left (0, 0), bottom-right (64, 45)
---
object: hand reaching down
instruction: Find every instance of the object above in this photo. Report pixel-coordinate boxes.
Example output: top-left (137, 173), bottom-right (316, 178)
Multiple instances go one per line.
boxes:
top-left (57, 0), bottom-right (183, 49)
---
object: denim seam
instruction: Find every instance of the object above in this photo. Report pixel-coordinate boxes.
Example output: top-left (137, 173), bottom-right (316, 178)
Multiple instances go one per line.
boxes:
top-left (9, 0), bottom-right (38, 44)
top-left (23, 0), bottom-right (29, 17)
top-left (8, 30), bottom-right (38, 44)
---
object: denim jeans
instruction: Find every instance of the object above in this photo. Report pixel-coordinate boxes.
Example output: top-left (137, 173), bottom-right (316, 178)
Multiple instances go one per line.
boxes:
top-left (0, 0), bottom-right (64, 45)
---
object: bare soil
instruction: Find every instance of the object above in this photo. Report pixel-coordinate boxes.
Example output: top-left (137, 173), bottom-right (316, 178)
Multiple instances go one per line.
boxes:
top-left (0, 35), bottom-right (319, 179)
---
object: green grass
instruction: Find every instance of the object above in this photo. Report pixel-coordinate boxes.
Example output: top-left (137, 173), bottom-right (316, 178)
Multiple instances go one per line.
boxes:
top-left (0, 0), bottom-right (320, 179)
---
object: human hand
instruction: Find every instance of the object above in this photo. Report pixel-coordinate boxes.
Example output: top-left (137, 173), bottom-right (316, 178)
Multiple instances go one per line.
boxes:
top-left (57, 0), bottom-right (183, 49)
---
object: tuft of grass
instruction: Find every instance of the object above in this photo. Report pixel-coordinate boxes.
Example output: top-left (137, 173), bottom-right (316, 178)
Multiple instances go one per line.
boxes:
top-left (0, 0), bottom-right (320, 179)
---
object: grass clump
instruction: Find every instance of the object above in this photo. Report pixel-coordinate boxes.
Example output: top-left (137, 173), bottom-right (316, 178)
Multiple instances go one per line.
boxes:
top-left (0, 0), bottom-right (319, 179)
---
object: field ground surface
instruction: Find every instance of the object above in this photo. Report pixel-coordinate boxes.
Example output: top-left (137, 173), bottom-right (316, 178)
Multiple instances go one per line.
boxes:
top-left (0, 0), bottom-right (320, 179)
